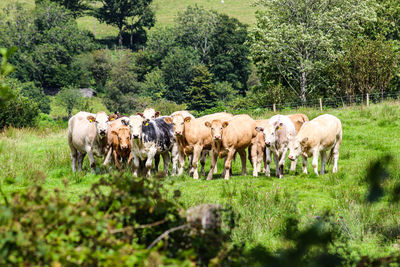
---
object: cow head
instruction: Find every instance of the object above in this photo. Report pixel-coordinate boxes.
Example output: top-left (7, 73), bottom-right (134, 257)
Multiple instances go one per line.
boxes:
top-left (140, 108), bottom-right (160, 122)
top-left (129, 115), bottom-right (144, 140)
top-left (205, 120), bottom-right (228, 141)
top-left (165, 115), bottom-right (188, 136)
top-left (255, 122), bottom-right (276, 147)
top-left (113, 127), bottom-right (131, 151)
top-left (87, 112), bottom-right (114, 138)
top-left (288, 137), bottom-right (308, 161)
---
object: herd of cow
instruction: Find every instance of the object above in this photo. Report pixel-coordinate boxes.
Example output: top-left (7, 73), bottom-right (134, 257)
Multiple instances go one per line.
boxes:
top-left (67, 108), bottom-right (343, 180)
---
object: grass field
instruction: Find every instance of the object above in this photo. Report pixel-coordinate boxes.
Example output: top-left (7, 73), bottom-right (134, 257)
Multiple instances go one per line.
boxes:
top-left (1, 0), bottom-right (258, 39)
top-left (1, 102), bottom-right (400, 262)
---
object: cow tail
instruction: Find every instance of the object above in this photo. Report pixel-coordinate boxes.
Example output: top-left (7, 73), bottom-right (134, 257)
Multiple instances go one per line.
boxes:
top-left (233, 151), bottom-right (237, 162)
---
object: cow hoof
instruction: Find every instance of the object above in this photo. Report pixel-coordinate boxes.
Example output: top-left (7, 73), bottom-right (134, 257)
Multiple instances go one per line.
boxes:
top-left (206, 175), bottom-right (213, 180)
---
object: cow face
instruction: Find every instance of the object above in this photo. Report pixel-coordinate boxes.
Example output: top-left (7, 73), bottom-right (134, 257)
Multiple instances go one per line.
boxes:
top-left (288, 137), bottom-right (308, 161)
top-left (117, 127), bottom-right (131, 150)
top-left (129, 115), bottom-right (144, 140)
top-left (141, 108), bottom-right (160, 122)
top-left (205, 120), bottom-right (228, 141)
top-left (261, 123), bottom-right (276, 147)
top-left (166, 115), bottom-right (186, 136)
top-left (87, 112), bottom-right (112, 138)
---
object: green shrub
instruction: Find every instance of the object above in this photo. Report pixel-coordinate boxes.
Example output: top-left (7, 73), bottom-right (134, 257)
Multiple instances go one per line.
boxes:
top-left (0, 92), bottom-right (39, 128)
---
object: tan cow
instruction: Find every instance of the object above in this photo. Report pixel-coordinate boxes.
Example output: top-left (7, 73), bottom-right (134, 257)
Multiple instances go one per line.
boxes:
top-left (249, 119), bottom-right (269, 175)
top-left (165, 112), bottom-right (233, 179)
top-left (103, 117), bottom-right (131, 169)
top-left (68, 111), bottom-right (117, 173)
top-left (288, 113), bottom-right (309, 134)
top-left (205, 114), bottom-right (258, 180)
top-left (288, 114), bottom-right (342, 175)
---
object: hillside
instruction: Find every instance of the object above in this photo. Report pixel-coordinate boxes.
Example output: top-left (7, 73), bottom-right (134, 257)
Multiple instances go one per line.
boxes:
top-left (0, 0), bottom-right (258, 38)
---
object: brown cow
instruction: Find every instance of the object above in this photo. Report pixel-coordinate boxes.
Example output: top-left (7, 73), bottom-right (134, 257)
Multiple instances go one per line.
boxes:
top-left (103, 117), bottom-right (130, 167)
top-left (164, 112), bottom-right (233, 179)
top-left (288, 114), bottom-right (309, 134)
top-left (205, 114), bottom-right (258, 180)
top-left (110, 126), bottom-right (131, 169)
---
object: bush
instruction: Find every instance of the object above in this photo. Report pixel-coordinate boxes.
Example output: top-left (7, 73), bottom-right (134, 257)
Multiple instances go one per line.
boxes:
top-left (0, 173), bottom-right (234, 265)
top-left (0, 91), bottom-right (39, 128)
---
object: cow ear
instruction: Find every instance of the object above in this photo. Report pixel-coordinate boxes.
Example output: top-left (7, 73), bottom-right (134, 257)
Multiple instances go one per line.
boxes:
top-left (108, 114), bottom-right (117, 121)
top-left (276, 122), bottom-right (283, 130)
top-left (121, 118), bottom-right (129, 126)
top-left (111, 130), bottom-right (118, 135)
top-left (164, 117), bottom-right (172, 124)
top-left (255, 126), bottom-right (264, 132)
top-left (137, 112), bottom-right (144, 117)
top-left (87, 115), bottom-right (96, 123)
top-left (300, 137), bottom-right (308, 145)
top-left (184, 116), bottom-right (192, 123)
top-left (154, 111), bottom-right (160, 118)
top-left (205, 121), bottom-right (211, 128)
top-left (222, 121), bottom-right (229, 128)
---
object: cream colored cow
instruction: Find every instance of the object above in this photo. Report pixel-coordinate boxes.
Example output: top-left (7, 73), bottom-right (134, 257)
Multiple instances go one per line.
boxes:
top-left (288, 114), bottom-right (342, 175)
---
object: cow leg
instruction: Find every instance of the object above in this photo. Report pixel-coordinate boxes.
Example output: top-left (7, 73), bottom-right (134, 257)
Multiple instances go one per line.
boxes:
top-left (238, 149), bottom-right (247, 176)
top-left (191, 145), bottom-right (203, 179)
top-left (145, 156), bottom-right (154, 178)
top-left (103, 147), bottom-right (113, 166)
top-left (257, 145), bottom-right (263, 173)
top-left (207, 150), bottom-right (218, 180)
top-left (77, 152), bottom-right (85, 172)
top-left (200, 150), bottom-right (207, 176)
top-left (332, 142), bottom-right (340, 173)
top-left (265, 147), bottom-right (271, 177)
top-left (320, 150), bottom-right (327, 175)
top-left (188, 154), bottom-right (193, 171)
top-left (177, 149), bottom-right (185, 175)
top-left (250, 144), bottom-right (258, 177)
top-left (132, 156), bottom-right (140, 177)
top-left (302, 155), bottom-right (308, 174)
top-left (171, 143), bottom-right (179, 175)
top-left (273, 151), bottom-right (279, 177)
top-left (162, 151), bottom-right (170, 175)
top-left (70, 147), bottom-right (77, 172)
top-left (113, 149), bottom-right (120, 170)
top-left (154, 154), bottom-right (160, 172)
top-left (86, 148), bottom-right (96, 174)
top-left (290, 157), bottom-right (297, 172)
top-left (224, 149), bottom-right (235, 180)
top-left (312, 149), bottom-right (319, 176)
top-left (278, 148), bottom-right (288, 178)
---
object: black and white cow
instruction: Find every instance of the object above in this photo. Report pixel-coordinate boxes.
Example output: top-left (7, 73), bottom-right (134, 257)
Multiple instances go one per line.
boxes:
top-left (128, 115), bottom-right (177, 177)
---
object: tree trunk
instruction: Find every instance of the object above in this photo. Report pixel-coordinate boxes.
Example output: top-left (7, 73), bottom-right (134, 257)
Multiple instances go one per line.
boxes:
top-left (300, 71), bottom-right (307, 104)
top-left (119, 28), bottom-right (123, 46)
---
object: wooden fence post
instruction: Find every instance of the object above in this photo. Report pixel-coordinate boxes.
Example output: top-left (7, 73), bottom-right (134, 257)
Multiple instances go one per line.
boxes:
top-left (319, 98), bottom-right (322, 111)
top-left (273, 103), bottom-right (276, 112)
top-left (366, 93), bottom-right (369, 106)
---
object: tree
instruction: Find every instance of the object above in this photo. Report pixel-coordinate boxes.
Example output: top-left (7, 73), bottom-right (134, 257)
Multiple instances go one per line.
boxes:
top-left (329, 38), bottom-right (399, 99)
top-left (249, 0), bottom-right (376, 103)
top-left (0, 2), bottom-right (96, 91)
top-left (186, 65), bottom-right (218, 111)
top-left (94, 0), bottom-right (154, 47)
top-left (139, 67), bottom-right (167, 100)
top-left (56, 86), bottom-right (83, 118)
top-left (161, 47), bottom-right (200, 104)
top-left (0, 47), bottom-right (16, 107)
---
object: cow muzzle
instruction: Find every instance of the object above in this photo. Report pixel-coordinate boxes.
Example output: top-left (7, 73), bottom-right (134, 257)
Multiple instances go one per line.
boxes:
top-left (265, 142), bottom-right (271, 147)
top-left (288, 155), bottom-right (295, 161)
top-left (175, 131), bottom-right (182, 136)
top-left (120, 145), bottom-right (129, 150)
top-left (132, 134), bottom-right (139, 139)
top-left (99, 130), bottom-right (107, 137)
top-left (214, 135), bottom-right (221, 140)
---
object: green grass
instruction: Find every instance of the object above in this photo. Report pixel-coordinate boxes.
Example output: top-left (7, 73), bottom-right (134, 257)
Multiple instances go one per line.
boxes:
top-left (1, 0), bottom-right (258, 39)
top-left (2, 102), bottom-right (400, 262)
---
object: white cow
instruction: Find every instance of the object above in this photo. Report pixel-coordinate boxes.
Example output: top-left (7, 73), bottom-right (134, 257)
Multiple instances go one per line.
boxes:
top-left (288, 114), bottom-right (342, 175)
top-left (139, 108), bottom-right (160, 122)
top-left (256, 115), bottom-right (296, 178)
top-left (68, 111), bottom-right (116, 173)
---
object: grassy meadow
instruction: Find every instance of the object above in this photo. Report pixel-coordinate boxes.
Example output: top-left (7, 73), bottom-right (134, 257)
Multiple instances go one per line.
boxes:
top-left (0, 0), bottom-right (258, 39)
top-left (1, 102), bottom-right (400, 262)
